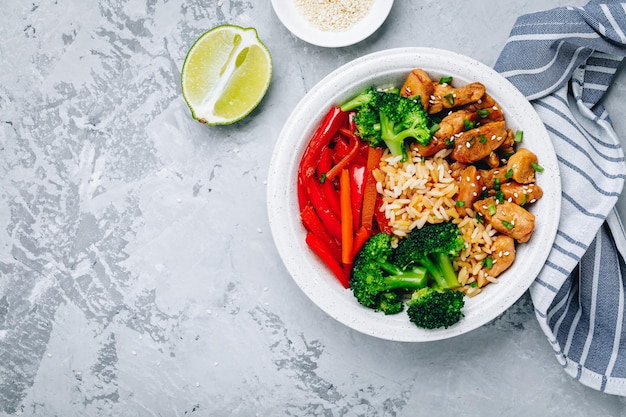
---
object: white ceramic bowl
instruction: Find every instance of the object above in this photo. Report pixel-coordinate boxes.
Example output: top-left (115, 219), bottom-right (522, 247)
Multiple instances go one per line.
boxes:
top-left (270, 0), bottom-right (394, 47)
top-left (267, 48), bottom-right (561, 342)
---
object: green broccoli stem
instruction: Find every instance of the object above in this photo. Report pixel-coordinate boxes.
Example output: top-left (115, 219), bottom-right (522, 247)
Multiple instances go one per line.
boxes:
top-left (379, 261), bottom-right (428, 289)
top-left (416, 254), bottom-right (460, 290)
top-left (340, 97), bottom-right (363, 112)
top-left (379, 113), bottom-right (404, 158)
top-left (433, 253), bottom-right (461, 289)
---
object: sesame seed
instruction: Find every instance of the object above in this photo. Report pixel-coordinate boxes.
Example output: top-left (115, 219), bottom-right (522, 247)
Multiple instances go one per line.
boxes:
top-left (295, 0), bottom-right (374, 32)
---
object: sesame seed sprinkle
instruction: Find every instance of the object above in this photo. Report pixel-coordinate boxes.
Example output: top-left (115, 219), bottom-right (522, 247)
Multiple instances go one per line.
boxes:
top-left (295, 0), bottom-right (374, 32)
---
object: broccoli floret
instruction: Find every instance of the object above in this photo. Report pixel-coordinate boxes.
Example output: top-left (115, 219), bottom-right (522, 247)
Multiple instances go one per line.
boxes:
top-left (340, 87), bottom-right (384, 147)
top-left (340, 87), bottom-right (380, 112)
top-left (340, 88), bottom-right (434, 160)
top-left (393, 222), bottom-right (465, 290)
top-left (377, 92), bottom-right (432, 160)
top-left (350, 233), bottom-right (428, 315)
top-left (352, 105), bottom-right (383, 147)
top-left (406, 287), bottom-right (465, 329)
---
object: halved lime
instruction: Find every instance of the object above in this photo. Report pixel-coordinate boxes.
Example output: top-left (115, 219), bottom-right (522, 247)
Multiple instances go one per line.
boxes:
top-left (181, 25), bottom-right (272, 125)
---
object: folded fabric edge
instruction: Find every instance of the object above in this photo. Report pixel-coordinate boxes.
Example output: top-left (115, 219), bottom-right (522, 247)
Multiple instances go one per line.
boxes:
top-left (535, 313), bottom-right (626, 395)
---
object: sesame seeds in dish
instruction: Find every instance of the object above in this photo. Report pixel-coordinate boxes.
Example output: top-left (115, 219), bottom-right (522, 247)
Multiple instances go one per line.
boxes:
top-left (270, 0), bottom-right (394, 47)
top-left (294, 0), bottom-right (374, 32)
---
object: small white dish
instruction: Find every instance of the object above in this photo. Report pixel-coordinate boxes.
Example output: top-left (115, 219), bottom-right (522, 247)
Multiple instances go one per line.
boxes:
top-left (267, 47), bottom-right (561, 342)
top-left (270, 0), bottom-right (394, 47)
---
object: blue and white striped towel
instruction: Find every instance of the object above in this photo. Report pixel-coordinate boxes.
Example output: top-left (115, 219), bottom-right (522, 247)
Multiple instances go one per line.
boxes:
top-left (494, 0), bottom-right (626, 395)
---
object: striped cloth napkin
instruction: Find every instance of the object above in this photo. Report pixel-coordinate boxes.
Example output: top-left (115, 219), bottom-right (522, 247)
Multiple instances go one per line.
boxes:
top-left (494, 1), bottom-right (626, 394)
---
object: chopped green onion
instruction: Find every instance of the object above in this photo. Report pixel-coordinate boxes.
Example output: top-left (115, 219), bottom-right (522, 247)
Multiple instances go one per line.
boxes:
top-left (531, 162), bottom-right (544, 172)
top-left (429, 123), bottom-right (441, 134)
top-left (470, 282), bottom-right (479, 288)
top-left (493, 178), bottom-right (501, 191)
top-left (520, 193), bottom-right (529, 206)
top-left (502, 220), bottom-right (515, 230)
top-left (445, 138), bottom-right (455, 146)
top-left (319, 173), bottom-right (326, 184)
top-left (476, 213), bottom-right (485, 224)
top-left (495, 191), bottom-right (505, 203)
top-left (439, 76), bottom-right (453, 84)
top-left (463, 119), bottom-right (475, 130)
top-left (514, 130), bottom-right (524, 143)
top-left (479, 134), bottom-right (487, 144)
top-left (444, 93), bottom-right (455, 106)
top-left (483, 257), bottom-right (494, 269)
top-left (504, 169), bottom-right (513, 179)
top-left (477, 109), bottom-right (490, 118)
top-left (455, 200), bottom-right (466, 207)
top-left (488, 203), bottom-right (497, 216)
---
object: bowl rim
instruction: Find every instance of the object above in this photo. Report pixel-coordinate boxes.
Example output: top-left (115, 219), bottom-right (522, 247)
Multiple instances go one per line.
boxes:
top-left (270, 0), bottom-right (395, 48)
top-left (267, 47), bottom-right (562, 342)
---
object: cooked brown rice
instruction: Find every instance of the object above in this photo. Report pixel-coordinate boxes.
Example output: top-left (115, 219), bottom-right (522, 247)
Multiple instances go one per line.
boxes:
top-left (374, 143), bottom-right (501, 296)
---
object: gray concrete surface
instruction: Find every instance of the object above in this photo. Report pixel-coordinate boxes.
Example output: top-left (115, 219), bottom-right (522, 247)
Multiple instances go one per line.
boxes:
top-left (1, 0), bottom-right (625, 416)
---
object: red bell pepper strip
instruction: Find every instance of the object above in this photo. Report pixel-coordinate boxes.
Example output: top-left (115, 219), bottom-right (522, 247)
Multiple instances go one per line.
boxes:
top-left (325, 128), bottom-right (361, 181)
top-left (316, 145), bottom-right (333, 177)
top-left (339, 169), bottom-right (354, 265)
top-left (348, 111), bottom-right (357, 132)
top-left (305, 231), bottom-right (350, 288)
top-left (374, 194), bottom-right (394, 235)
top-left (306, 177), bottom-right (343, 241)
top-left (317, 147), bottom-right (341, 218)
top-left (349, 164), bottom-right (365, 231)
top-left (305, 231), bottom-right (349, 288)
top-left (332, 137), bottom-right (351, 163)
top-left (297, 106), bottom-right (348, 210)
top-left (300, 204), bottom-right (341, 261)
top-left (361, 147), bottom-right (383, 232)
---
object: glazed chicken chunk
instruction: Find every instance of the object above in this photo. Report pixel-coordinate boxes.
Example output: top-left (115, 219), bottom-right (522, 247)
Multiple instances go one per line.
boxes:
top-left (451, 121), bottom-right (508, 163)
top-left (400, 68), bottom-right (434, 111)
top-left (507, 148), bottom-right (539, 184)
top-left (428, 82), bottom-right (486, 114)
top-left (486, 235), bottom-right (516, 278)
top-left (474, 197), bottom-right (536, 243)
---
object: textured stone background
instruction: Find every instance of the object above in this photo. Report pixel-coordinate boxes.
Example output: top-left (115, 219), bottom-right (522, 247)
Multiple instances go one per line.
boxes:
top-left (1, 0), bottom-right (625, 416)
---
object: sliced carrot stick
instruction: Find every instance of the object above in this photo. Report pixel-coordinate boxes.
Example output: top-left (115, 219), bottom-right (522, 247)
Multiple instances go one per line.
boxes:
top-left (340, 168), bottom-right (353, 265)
top-left (352, 225), bottom-right (371, 258)
top-left (361, 147), bottom-right (382, 232)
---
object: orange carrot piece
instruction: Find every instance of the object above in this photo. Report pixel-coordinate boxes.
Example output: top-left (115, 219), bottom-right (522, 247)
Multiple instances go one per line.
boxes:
top-left (352, 225), bottom-right (371, 258)
top-left (361, 147), bottom-right (382, 232)
top-left (340, 168), bottom-right (354, 265)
